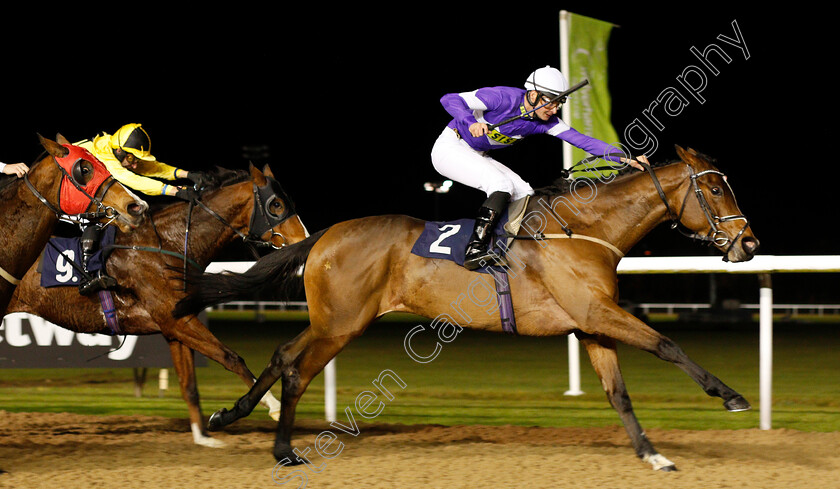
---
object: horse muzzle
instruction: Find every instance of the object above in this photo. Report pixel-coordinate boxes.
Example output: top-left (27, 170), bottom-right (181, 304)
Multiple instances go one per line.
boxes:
top-left (116, 200), bottom-right (148, 231)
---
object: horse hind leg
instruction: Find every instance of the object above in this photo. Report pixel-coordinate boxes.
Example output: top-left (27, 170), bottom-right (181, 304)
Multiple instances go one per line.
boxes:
top-left (207, 326), bottom-right (358, 461)
top-left (579, 333), bottom-right (677, 472)
top-left (207, 326), bottom-right (315, 430)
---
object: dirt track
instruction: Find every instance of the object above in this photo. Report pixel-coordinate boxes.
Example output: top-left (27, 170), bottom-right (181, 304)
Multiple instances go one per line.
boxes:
top-left (0, 411), bottom-right (837, 488)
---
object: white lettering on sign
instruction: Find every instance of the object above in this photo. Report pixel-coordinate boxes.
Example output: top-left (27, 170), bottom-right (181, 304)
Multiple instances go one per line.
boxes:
top-left (0, 313), bottom-right (136, 360)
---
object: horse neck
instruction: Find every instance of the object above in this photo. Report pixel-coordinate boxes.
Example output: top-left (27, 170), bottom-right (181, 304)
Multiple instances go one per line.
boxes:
top-left (598, 163), bottom-right (692, 253)
top-left (0, 158), bottom-right (60, 276)
top-left (148, 183), bottom-right (253, 265)
top-left (532, 163), bottom-right (691, 256)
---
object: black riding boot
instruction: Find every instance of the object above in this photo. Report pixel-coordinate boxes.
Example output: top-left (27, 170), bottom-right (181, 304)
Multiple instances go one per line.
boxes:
top-left (463, 191), bottom-right (510, 271)
top-left (78, 226), bottom-right (116, 296)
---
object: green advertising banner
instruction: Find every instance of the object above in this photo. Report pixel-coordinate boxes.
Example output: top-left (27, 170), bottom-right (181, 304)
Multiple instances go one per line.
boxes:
top-left (562, 12), bottom-right (622, 179)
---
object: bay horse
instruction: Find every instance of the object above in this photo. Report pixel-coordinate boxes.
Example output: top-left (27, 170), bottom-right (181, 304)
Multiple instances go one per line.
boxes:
top-left (173, 146), bottom-right (759, 471)
top-left (0, 134), bottom-right (147, 315)
top-left (7, 163), bottom-right (309, 447)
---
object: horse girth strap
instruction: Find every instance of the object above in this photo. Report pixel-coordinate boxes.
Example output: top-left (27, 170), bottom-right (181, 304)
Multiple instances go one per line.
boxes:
top-left (0, 264), bottom-right (21, 285)
top-left (509, 232), bottom-right (624, 258)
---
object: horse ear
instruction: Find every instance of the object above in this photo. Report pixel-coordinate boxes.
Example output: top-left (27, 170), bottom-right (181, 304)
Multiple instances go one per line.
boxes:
top-left (55, 133), bottom-right (71, 145)
top-left (675, 145), bottom-right (693, 161)
top-left (249, 161), bottom-right (267, 186)
top-left (262, 164), bottom-right (275, 178)
top-left (38, 133), bottom-right (69, 158)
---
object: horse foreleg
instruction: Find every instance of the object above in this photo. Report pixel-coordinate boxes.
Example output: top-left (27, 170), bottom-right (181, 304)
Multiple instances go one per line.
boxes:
top-left (162, 315), bottom-right (281, 420)
top-left (589, 298), bottom-right (750, 412)
top-left (166, 339), bottom-right (225, 448)
top-left (579, 333), bottom-right (677, 471)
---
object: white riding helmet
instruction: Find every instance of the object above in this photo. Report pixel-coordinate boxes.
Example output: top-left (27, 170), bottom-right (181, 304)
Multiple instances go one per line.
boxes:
top-left (524, 66), bottom-right (569, 96)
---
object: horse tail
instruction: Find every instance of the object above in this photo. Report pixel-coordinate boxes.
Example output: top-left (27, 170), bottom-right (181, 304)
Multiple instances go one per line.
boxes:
top-left (172, 228), bottom-right (328, 318)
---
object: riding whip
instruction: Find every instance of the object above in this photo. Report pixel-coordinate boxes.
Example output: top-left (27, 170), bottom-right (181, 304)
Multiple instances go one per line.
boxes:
top-left (487, 79), bottom-right (590, 131)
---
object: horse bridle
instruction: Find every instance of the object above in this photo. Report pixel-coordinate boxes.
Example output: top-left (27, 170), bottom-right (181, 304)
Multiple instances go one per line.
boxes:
top-left (191, 176), bottom-right (297, 252)
top-left (641, 161), bottom-right (749, 262)
top-left (248, 176), bottom-right (296, 249)
top-left (24, 155), bottom-right (120, 226)
top-left (560, 153), bottom-right (749, 261)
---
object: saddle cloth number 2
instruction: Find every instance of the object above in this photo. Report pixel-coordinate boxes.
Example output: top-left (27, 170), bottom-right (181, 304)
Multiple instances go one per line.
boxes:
top-left (429, 224), bottom-right (461, 255)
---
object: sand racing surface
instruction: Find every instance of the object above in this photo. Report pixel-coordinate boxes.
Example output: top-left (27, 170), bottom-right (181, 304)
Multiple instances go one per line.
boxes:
top-left (1, 411), bottom-right (838, 488)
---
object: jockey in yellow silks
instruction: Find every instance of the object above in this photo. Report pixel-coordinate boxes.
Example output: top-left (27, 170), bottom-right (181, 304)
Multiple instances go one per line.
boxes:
top-left (76, 123), bottom-right (204, 200)
top-left (73, 123), bottom-right (208, 296)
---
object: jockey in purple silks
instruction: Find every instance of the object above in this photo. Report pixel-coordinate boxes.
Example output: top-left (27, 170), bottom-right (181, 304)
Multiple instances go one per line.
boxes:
top-left (431, 65), bottom-right (648, 270)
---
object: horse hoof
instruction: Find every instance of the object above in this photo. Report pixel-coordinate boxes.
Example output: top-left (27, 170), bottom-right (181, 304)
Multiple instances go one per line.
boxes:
top-left (207, 409), bottom-right (228, 431)
top-left (274, 443), bottom-right (300, 463)
top-left (724, 395), bottom-right (751, 412)
top-left (195, 435), bottom-right (227, 448)
top-left (644, 453), bottom-right (677, 472)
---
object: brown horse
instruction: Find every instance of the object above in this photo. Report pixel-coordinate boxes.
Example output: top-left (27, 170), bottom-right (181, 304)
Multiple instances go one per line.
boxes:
top-left (0, 134), bottom-right (147, 315)
top-left (7, 163), bottom-right (309, 446)
top-left (173, 146), bottom-right (760, 471)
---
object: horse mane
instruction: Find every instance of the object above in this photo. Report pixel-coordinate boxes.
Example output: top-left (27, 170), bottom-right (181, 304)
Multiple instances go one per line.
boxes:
top-left (144, 166), bottom-right (250, 214)
top-left (201, 166), bottom-right (250, 190)
top-left (532, 154), bottom-right (711, 198)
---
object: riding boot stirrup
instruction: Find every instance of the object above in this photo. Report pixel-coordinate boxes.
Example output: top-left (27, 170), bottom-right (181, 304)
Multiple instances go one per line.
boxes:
top-left (463, 191), bottom-right (510, 271)
top-left (78, 227), bottom-right (116, 296)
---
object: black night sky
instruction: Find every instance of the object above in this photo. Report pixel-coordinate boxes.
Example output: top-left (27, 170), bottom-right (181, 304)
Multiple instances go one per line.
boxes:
top-left (2, 6), bottom-right (835, 303)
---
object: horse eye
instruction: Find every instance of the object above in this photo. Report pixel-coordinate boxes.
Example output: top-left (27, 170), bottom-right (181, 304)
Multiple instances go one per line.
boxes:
top-left (268, 199), bottom-right (284, 215)
top-left (710, 187), bottom-right (722, 196)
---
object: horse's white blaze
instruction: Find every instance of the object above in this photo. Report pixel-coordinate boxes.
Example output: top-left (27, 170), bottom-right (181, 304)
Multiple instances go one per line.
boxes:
top-left (191, 423), bottom-right (226, 448)
top-left (643, 453), bottom-right (675, 471)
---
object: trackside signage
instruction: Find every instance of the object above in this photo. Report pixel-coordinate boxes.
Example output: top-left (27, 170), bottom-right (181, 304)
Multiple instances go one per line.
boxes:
top-left (0, 312), bottom-right (203, 368)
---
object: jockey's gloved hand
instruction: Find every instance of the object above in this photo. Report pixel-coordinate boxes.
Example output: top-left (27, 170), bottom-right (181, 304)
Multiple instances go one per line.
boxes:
top-left (187, 171), bottom-right (209, 189)
top-left (175, 186), bottom-right (200, 203)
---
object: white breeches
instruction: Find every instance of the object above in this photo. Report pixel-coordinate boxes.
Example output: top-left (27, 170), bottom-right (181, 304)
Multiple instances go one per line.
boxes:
top-left (431, 128), bottom-right (534, 201)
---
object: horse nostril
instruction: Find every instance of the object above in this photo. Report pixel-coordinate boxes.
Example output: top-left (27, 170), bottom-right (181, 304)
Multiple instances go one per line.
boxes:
top-left (128, 203), bottom-right (145, 217)
top-left (742, 237), bottom-right (760, 255)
